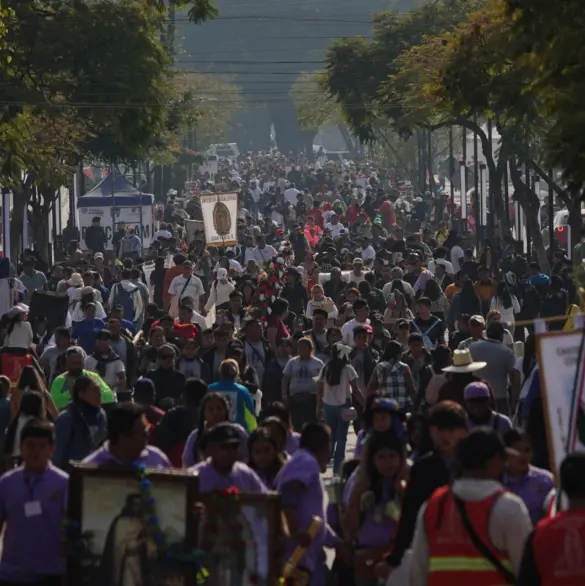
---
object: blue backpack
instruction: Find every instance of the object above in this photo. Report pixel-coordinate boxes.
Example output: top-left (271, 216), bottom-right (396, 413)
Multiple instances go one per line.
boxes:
top-left (113, 284), bottom-right (139, 322)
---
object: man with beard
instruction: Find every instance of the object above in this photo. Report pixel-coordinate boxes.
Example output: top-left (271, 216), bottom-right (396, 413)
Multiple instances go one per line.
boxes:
top-left (464, 381), bottom-right (513, 436)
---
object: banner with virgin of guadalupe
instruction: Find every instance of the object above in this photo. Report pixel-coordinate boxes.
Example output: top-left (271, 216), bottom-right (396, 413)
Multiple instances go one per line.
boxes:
top-left (200, 192), bottom-right (238, 247)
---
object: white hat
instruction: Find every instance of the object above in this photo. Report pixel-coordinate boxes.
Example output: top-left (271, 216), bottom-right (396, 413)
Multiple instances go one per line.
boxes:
top-left (13, 303), bottom-right (29, 314)
top-left (68, 273), bottom-right (84, 287)
top-left (93, 252), bottom-right (104, 260)
top-left (217, 268), bottom-right (228, 279)
top-left (442, 349), bottom-right (487, 373)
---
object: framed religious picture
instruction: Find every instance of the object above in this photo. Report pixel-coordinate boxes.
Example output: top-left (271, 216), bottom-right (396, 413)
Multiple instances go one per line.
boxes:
top-left (67, 463), bottom-right (200, 586)
top-left (198, 490), bottom-right (283, 586)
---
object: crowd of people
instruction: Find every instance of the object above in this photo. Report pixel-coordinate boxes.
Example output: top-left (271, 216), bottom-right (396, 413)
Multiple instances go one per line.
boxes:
top-left (0, 149), bottom-right (582, 586)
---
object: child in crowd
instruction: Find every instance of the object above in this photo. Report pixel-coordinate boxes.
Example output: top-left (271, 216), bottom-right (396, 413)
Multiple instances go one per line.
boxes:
top-left (354, 395), bottom-right (406, 458)
top-left (247, 427), bottom-right (285, 489)
top-left (343, 431), bottom-right (406, 586)
top-left (260, 401), bottom-right (301, 455)
top-left (182, 392), bottom-right (248, 467)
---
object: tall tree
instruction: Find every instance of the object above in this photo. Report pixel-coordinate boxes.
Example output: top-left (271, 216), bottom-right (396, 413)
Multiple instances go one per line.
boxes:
top-left (0, 0), bottom-right (218, 259)
top-left (506, 0), bottom-right (585, 190)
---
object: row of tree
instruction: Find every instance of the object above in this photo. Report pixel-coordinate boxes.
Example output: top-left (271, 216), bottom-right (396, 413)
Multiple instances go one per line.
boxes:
top-left (0, 0), bottom-right (243, 261)
top-left (292, 0), bottom-right (585, 271)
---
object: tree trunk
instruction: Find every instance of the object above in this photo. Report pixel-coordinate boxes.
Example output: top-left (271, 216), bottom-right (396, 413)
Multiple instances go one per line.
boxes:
top-left (567, 190), bottom-right (583, 251)
top-left (509, 159), bottom-right (550, 273)
top-left (29, 185), bottom-right (57, 264)
top-left (337, 124), bottom-right (358, 159)
top-left (9, 186), bottom-right (27, 264)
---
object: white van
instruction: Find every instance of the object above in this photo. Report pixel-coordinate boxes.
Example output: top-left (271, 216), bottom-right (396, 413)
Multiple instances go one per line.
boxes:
top-left (199, 153), bottom-right (218, 176)
top-left (210, 143), bottom-right (240, 165)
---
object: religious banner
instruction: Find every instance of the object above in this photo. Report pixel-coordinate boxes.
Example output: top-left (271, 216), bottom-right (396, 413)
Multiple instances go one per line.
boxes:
top-left (67, 464), bottom-right (200, 586)
top-left (537, 329), bottom-right (585, 478)
top-left (198, 491), bottom-right (282, 586)
top-left (200, 192), bottom-right (238, 247)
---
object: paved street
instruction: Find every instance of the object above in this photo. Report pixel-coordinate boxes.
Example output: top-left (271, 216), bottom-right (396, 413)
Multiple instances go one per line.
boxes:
top-left (324, 426), bottom-right (357, 567)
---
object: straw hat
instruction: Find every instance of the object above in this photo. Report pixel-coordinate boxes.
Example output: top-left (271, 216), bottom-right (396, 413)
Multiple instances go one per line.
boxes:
top-left (442, 349), bottom-right (487, 373)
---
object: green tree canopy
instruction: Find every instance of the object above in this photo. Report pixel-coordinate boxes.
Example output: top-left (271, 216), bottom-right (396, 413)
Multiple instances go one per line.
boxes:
top-left (324, 0), bottom-right (483, 142)
top-left (506, 0), bottom-right (585, 187)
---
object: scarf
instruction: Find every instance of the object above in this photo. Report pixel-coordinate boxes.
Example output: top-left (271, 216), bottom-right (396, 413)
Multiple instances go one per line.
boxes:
top-left (91, 348), bottom-right (120, 378)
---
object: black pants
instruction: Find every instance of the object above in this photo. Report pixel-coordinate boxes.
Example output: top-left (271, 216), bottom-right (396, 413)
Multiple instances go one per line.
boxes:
top-left (0, 578), bottom-right (62, 586)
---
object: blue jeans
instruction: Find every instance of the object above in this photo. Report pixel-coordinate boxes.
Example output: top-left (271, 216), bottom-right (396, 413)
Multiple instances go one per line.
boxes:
top-left (323, 403), bottom-right (349, 473)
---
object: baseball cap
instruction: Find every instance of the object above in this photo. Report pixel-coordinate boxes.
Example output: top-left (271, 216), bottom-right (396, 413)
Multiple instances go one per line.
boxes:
top-left (469, 315), bottom-right (486, 326)
top-left (94, 252), bottom-right (104, 260)
top-left (203, 422), bottom-right (242, 446)
top-left (464, 381), bottom-right (491, 400)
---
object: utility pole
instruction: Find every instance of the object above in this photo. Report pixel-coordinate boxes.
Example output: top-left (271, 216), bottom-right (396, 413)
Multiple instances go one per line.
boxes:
top-left (155, 0), bottom-right (176, 201)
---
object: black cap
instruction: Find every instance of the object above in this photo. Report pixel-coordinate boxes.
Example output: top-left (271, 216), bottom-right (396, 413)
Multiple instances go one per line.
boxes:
top-left (203, 422), bottom-right (241, 445)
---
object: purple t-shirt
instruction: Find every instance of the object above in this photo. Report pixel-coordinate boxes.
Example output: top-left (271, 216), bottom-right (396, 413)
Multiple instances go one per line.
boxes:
top-left (285, 431), bottom-right (301, 456)
top-left (354, 429), bottom-right (366, 458)
top-left (343, 469), bottom-right (398, 548)
top-left (0, 464), bottom-right (69, 581)
top-left (191, 460), bottom-right (267, 493)
top-left (181, 424), bottom-right (249, 468)
top-left (503, 465), bottom-right (554, 525)
top-left (467, 411), bottom-right (513, 437)
top-left (82, 443), bottom-right (171, 468)
top-left (275, 449), bottom-right (339, 572)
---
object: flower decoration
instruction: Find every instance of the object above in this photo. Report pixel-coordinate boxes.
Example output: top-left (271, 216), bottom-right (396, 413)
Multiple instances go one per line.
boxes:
top-left (200, 487), bottom-right (246, 570)
top-left (253, 261), bottom-right (283, 319)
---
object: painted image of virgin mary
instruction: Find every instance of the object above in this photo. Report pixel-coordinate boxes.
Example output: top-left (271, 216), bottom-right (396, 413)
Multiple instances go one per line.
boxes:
top-left (99, 493), bottom-right (158, 586)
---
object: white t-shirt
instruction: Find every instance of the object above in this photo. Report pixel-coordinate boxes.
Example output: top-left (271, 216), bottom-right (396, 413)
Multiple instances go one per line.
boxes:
top-left (84, 355), bottom-right (126, 388)
top-left (283, 356), bottom-right (324, 396)
top-left (321, 364), bottom-right (358, 406)
top-left (362, 245), bottom-right (376, 263)
top-left (490, 296), bottom-right (521, 328)
top-left (450, 246), bottom-right (465, 273)
top-left (341, 318), bottom-right (371, 347)
top-left (168, 274), bottom-right (205, 311)
top-left (154, 229), bottom-right (172, 241)
top-left (214, 259), bottom-right (243, 276)
top-left (4, 321), bottom-right (33, 349)
top-left (324, 222), bottom-right (345, 239)
top-left (251, 245), bottom-right (277, 267)
top-left (284, 187), bottom-right (300, 205)
top-left (428, 258), bottom-right (455, 275)
top-left (71, 300), bottom-right (107, 323)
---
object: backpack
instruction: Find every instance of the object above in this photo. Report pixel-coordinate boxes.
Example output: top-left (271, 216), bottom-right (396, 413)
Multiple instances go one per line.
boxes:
top-left (412, 318), bottom-right (441, 350)
top-left (113, 284), bottom-right (139, 322)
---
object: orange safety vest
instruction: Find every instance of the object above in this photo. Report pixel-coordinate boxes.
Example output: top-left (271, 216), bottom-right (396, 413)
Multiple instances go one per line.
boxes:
top-left (424, 485), bottom-right (513, 586)
top-left (533, 510), bottom-right (585, 585)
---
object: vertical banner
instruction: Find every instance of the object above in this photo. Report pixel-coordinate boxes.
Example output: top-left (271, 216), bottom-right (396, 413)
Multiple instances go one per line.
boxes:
top-left (2, 188), bottom-right (10, 260)
top-left (200, 192), bottom-right (238, 247)
top-left (537, 330), bottom-right (585, 480)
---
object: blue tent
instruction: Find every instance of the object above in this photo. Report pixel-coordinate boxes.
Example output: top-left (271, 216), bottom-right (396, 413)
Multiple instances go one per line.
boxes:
top-left (76, 171), bottom-right (153, 208)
